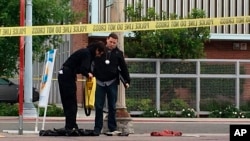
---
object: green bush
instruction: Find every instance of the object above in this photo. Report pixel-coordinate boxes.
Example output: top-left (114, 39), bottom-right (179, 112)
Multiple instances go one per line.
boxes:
top-left (200, 98), bottom-right (232, 111)
top-left (209, 105), bottom-right (245, 118)
top-left (0, 103), bottom-right (64, 117)
top-left (160, 110), bottom-right (177, 117)
top-left (244, 112), bottom-right (250, 118)
top-left (167, 99), bottom-right (189, 111)
top-left (240, 102), bottom-right (250, 111)
top-left (0, 103), bottom-right (18, 116)
top-left (126, 98), bottom-right (152, 111)
top-left (181, 108), bottom-right (196, 118)
top-left (38, 104), bottom-right (64, 117)
top-left (141, 108), bottom-right (160, 117)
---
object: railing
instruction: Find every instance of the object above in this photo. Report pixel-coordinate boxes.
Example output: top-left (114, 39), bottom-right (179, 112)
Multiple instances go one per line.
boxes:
top-left (33, 58), bottom-right (250, 116)
top-left (125, 58), bottom-right (250, 116)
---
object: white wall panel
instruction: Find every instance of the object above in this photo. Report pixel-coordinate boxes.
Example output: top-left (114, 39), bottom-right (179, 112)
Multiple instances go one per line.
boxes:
top-left (243, 0), bottom-right (249, 33)
top-left (161, 0), bottom-right (167, 13)
top-left (175, 0), bottom-right (181, 17)
top-left (155, 0), bottom-right (161, 19)
top-left (92, 0), bottom-right (250, 34)
top-left (236, 0), bottom-right (243, 33)
top-left (168, 0), bottom-right (175, 15)
top-left (182, 0), bottom-right (189, 18)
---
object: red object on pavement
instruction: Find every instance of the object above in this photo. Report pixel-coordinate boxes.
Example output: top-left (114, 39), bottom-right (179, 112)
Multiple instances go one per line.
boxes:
top-left (150, 130), bottom-right (182, 136)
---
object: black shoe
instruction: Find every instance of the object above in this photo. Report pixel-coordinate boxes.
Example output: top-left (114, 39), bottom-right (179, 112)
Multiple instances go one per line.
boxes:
top-left (92, 130), bottom-right (100, 136)
top-left (92, 129), bottom-right (101, 136)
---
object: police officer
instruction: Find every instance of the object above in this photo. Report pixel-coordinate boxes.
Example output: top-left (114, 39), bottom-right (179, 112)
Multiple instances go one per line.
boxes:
top-left (93, 33), bottom-right (130, 136)
top-left (57, 41), bottom-right (105, 131)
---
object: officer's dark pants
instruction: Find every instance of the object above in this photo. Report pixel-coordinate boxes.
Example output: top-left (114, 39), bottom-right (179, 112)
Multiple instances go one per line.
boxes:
top-left (58, 67), bottom-right (78, 129)
top-left (94, 82), bottom-right (118, 133)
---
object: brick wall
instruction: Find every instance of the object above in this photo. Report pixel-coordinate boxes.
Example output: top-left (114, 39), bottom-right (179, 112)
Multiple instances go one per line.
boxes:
top-left (205, 40), bottom-right (250, 101)
top-left (205, 41), bottom-right (250, 59)
top-left (71, 0), bottom-right (89, 105)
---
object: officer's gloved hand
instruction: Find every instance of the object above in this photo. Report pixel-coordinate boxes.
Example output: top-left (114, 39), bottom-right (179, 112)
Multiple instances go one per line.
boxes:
top-left (88, 73), bottom-right (93, 78)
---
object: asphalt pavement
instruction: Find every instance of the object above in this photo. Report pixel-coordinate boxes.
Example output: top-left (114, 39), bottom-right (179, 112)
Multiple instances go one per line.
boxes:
top-left (1, 109), bottom-right (249, 141)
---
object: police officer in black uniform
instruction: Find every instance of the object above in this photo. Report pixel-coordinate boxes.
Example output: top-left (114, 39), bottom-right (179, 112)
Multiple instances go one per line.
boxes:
top-left (57, 41), bottom-right (105, 131)
top-left (93, 33), bottom-right (130, 136)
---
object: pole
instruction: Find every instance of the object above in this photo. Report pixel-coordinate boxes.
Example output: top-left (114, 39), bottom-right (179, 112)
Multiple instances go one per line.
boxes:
top-left (110, 0), bottom-right (126, 108)
top-left (24, 0), bottom-right (33, 103)
top-left (24, 0), bottom-right (37, 117)
top-left (18, 0), bottom-right (25, 135)
top-left (110, 0), bottom-right (134, 134)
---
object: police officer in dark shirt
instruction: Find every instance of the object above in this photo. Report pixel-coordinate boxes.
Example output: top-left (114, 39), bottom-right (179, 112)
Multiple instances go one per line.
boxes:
top-left (93, 33), bottom-right (130, 136)
top-left (57, 41), bottom-right (105, 131)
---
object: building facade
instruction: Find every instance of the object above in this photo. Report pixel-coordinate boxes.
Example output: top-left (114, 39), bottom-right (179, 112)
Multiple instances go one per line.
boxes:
top-left (66, 0), bottom-right (250, 104)
top-left (91, 0), bottom-right (250, 35)
top-left (86, 0), bottom-right (250, 59)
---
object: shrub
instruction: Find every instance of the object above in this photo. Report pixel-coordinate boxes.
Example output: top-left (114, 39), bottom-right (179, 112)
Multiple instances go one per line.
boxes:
top-left (200, 98), bottom-right (232, 111)
top-left (160, 110), bottom-right (177, 117)
top-left (240, 102), bottom-right (250, 111)
top-left (126, 98), bottom-right (152, 111)
top-left (167, 99), bottom-right (189, 111)
top-left (244, 112), bottom-right (250, 118)
top-left (209, 105), bottom-right (245, 118)
top-left (0, 103), bottom-right (64, 117)
top-left (0, 103), bottom-right (18, 116)
top-left (181, 108), bottom-right (196, 118)
top-left (38, 104), bottom-right (64, 117)
top-left (141, 108), bottom-right (160, 117)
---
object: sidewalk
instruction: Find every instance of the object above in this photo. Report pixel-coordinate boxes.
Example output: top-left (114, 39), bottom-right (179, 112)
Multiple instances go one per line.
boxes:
top-left (0, 133), bottom-right (229, 141)
top-left (1, 107), bottom-right (250, 122)
top-left (0, 108), bottom-right (243, 141)
top-left (1, 116), bottom-right (250, 123)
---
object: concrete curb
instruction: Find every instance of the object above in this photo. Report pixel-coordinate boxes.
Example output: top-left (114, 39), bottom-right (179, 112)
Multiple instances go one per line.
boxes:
top-left (1, 116), bottom-right (250, 122)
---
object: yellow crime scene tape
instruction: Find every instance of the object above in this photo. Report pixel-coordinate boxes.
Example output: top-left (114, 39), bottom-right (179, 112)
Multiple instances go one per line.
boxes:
top-left (0, 16), bottom-right (250, 37)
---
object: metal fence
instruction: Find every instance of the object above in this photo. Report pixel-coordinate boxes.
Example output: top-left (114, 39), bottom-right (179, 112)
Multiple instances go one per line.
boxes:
top-left (33, 58), bottom-right (250, 116)
top-left (125, 58), bottom-right (250, 116)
